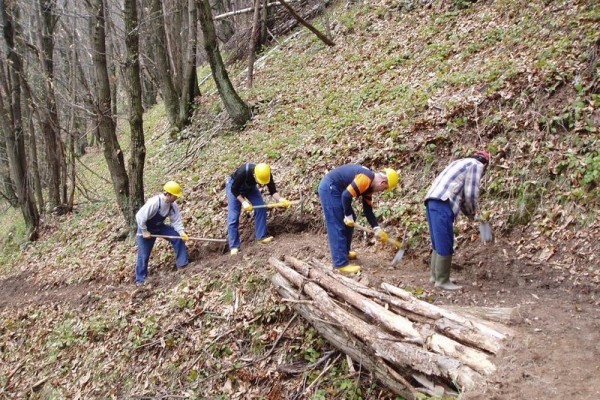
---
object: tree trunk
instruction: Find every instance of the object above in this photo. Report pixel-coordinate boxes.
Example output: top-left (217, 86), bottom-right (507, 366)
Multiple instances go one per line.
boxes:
top-left (89, 0), bottom-right (130, 225)
top-left (259, 0), bottom-right (269, 47)
top-left (211, 0), bottom-right (234, 44)
top-left (27, 112), bottom-right (45, 212)
top-left (247, 0), bottom-right (261, 89)
top-left (124, 0), bottom-right (146, 233)
top-left (0, 0), bottom-right (40, 239)
top-left (197, 0), bottom-right (251, 127)
top-left (0, 65), bottom-right (19, 207)
top-left (150, 0), bottom-right (180, 129)
top-left (38, 0), bottom-right (65, 210)
top-left (179, 0), bottom-right (200, 128)
top-left (277, 0), bottom-right (335, 46)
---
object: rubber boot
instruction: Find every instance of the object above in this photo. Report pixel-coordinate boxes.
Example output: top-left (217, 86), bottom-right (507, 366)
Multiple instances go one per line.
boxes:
top-left (429, 251), bottom-right (438, 283)
top-left (434, 255), bottom-right (463, 291)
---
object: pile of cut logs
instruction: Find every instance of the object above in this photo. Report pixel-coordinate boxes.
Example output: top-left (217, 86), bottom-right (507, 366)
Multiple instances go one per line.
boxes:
top-left (270, 256), bottom-right (516, 399)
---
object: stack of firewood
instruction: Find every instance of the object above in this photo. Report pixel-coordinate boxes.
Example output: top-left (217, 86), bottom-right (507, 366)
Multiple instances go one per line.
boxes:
top-left (270, 256), bottom-right (515, 399)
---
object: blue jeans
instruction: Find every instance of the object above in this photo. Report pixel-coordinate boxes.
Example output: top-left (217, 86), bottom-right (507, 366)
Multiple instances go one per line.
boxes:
top-left (226, 179), bottom-right (267, 250)
top-left (318, 178), bottom-right (355, 268)
top-left (425, 199), bottom-right (455, 256)
top-left (135, 225), bottom-right (188, 284)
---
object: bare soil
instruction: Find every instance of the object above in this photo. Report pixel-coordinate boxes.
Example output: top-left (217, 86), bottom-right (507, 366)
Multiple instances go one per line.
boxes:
top-left (1, 216), bottom-right (599, 399)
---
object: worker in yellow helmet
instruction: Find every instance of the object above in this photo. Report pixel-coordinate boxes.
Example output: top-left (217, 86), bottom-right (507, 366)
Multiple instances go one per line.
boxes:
top-left (226, 163), bottom-right (291, 255)
top-left (135, 181), bottom-right (189, 286)
top-left (318, 164), bottom-right (399, 274)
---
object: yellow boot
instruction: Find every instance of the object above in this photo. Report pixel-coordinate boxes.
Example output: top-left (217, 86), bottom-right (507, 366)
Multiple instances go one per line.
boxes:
top-left (337, 264), bottom-right (361, 274)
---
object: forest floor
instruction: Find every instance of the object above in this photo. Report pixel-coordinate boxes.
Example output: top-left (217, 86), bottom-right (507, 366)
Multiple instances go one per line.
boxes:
top-left (2, 213), bottom-right (599, 399)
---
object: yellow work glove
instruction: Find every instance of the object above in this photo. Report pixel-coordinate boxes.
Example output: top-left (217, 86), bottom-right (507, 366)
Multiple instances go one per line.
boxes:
top-left (242, 200), bottom-right (253, 212)
top-left (280, 198), bottom-right (291, 208)
top-left (374, 227), bottom-right (388, 243)
top-left (343, 215), bottom-right (355, 227)
top-left (180, 232), bottom-right (189, 242)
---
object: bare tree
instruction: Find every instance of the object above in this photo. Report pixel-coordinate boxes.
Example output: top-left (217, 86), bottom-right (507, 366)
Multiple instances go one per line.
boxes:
top-left (88, 0), bottom-right (130, 225)
top-left (197, 0), bottom-right (251, 127)
top-left (124, 0), bottom-right (146, 231)
top-left (0, 0), bottom-right (40, 239)
top-left (38, 0), bottom-right (67, 210)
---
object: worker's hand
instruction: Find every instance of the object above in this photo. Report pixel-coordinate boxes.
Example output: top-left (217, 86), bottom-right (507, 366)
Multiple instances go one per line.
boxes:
top-left (180, 232), bottom-right (189, 242)
top-left (480, 210), bottom-right (491, 221)
top-left (343, 215), bottom-right (355, 227)
top-left (374, 227), bottom-right (388, 243)
top-left (242, 200), bottom-right (253, 212)
top-left (280, 198), bottom-right (291, 208)
top-left (142, 231), bottom-right (152, 239)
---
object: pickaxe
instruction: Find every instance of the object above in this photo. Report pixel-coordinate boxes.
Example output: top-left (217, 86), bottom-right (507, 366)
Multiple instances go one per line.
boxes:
top-left (137, 234), bottom-right (226, 243)
top-left (353, 223), bottom-right (408, 266)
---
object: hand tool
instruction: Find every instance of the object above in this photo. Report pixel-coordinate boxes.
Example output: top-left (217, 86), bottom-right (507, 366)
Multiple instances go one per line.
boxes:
top-left (137, 234), bottom-right (227, 242)
top-left (353, 223), bottom-right (408, 266)
top-left (475, 212), bottom-right (493, 244)
top-left (247, 200), bottom-right (300, 210)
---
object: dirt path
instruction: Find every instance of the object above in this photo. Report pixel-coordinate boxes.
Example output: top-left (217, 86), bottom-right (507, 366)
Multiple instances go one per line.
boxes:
top-left (1, 229), bottom-right (599, 399)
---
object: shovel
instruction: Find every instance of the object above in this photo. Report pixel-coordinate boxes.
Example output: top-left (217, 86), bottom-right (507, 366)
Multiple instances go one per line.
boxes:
top-left (137, 234), bottom-right (227, 243)
top-left (353, 223), bottom-right (407, 266)
top-left (476, 213), bottom-right (493, 244)
top-left (247, 200), bottom-right (300, 210)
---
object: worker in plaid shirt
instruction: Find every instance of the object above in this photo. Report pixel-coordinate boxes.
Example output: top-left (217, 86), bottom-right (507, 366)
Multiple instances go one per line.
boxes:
top-left (425, 151), bottom-right (491, 290)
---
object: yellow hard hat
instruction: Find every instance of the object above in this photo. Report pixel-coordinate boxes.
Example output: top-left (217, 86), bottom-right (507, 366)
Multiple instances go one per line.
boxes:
top-left (163, 181), bottom-right (183, 197)
top-left (384, 168), bottom-right (399, 191)
top-left (254, 163), bottom-right (271, 185)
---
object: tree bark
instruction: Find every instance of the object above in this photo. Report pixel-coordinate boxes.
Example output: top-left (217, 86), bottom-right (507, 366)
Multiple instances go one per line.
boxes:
top-left (0, 0), bottom-right (40, 239)
top-left (197, 0), bottom-right (251, 127)
top-left (247, 0), bottom-right (261, 88)
top-left (179, 0), bottom-right (200, 128)
top-left (124, 0), bottom-right (146, 233)
top-left (38, 0), bottom-right (65, 210)
top-left (89, 0), bottom-right (130, 225)
top-left (150, 0), bottom-right (180, 129)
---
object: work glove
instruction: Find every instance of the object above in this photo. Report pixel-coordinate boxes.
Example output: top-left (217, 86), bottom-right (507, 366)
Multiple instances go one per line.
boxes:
top-left (343, 215), bottom-right (355, 227)
top-left (142, 231), bottom-right (152, 239)
top-left (242, 200), bottom-right (253, 212)
top-left (180, 232), bottom-right (189, 242)
top-left (374, 226), bottom-right (389, 243)
top-left (280, 198), bottom-right (291, 208)
top-left (480, 210), bottom-right (491, 221)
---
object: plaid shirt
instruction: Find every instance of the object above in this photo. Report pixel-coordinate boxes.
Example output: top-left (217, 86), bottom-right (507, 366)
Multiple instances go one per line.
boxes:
top-left (425, 158), bottom-right (485, 217)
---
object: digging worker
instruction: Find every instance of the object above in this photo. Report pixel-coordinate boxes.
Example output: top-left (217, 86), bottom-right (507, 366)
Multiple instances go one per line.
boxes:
top-left (135, 181), bottom-right (189, 286)
top-left (226, 162), bottom-right (291, 255)
top-left (425, 150), bottom-right (491, 291)
top-left (318, 164), bottom-right (399, 274)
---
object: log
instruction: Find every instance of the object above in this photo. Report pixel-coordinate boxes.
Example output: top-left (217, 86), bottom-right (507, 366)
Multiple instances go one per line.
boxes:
top-left (287, 257), bottom-right (497, 375)
top-left (270, 257), bottom-right (483, 390)
top-left (381, 283), bottom-right (512, 354)
top-left (446, 305), bottom-right (522, 324)
top-left (284, 256), bottom-right (423, 343)
top-left (271, 273), bottom-right (416, 399)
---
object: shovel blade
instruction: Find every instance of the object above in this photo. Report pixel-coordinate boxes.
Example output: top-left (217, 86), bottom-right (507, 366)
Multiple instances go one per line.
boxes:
top-left (391, 248), bottom-right (405, 266)
top-left (479, 221), bottom-right (493, 243)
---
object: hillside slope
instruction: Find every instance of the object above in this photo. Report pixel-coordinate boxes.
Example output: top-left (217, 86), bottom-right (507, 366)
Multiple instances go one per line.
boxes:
top-left (1, 0), bottom-right (599, 398)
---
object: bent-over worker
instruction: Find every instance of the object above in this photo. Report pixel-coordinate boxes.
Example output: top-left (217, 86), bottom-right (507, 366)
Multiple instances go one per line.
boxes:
top-left (318, 164), bottom-right (399, 274)
top-left (226, 162), bottom-right (291, 255)
top-left (425, 150), bottom-right (490, 290)
top-left (135, 181), bottom-right (189, 286)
